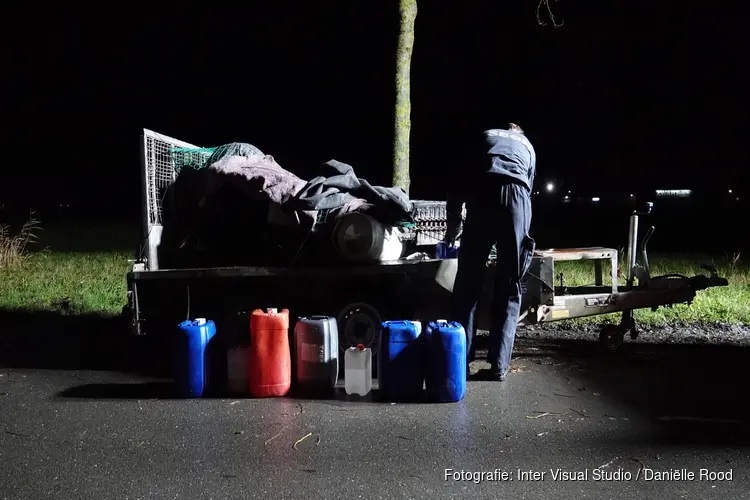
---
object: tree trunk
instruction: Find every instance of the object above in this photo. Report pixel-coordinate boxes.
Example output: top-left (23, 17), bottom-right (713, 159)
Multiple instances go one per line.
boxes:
top-left (393, 0), bottom-right (417, 194)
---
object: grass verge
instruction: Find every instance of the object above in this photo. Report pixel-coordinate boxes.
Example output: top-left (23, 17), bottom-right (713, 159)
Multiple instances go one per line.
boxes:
top-left (0, 251), bottom-right (131, 315)
top-left (0, 248), bottom-right (747, 326)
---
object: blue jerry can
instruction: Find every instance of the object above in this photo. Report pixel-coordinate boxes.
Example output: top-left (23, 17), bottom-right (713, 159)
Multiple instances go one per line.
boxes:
top-left (425, 320), bottom-right (466, 403)
top-left (378, 320), bottom-right (424, 401)
top-left (174, 318), bottom-right (217, 398)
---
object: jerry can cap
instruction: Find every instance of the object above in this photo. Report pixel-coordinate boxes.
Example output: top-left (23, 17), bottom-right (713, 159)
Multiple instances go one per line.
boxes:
top-left (356, 344), bottom-right (365, 351)
top-left (267, 308), bottom-right (278, 314)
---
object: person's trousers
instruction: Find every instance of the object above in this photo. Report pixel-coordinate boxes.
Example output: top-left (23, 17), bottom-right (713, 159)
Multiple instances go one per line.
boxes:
top-left (450, 180), bottom-right (535, 372)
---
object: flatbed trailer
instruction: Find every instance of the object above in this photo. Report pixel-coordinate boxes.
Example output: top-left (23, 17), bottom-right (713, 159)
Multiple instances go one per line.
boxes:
top-left (125, 129), bottom-right (729, 361)
top-left (126, 244), bottom-right (728, 356)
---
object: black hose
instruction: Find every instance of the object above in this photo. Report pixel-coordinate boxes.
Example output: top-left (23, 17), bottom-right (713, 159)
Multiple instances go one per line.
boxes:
top-left (641, 226), bottom-right (655, 273)
top-left (525, 271), bottom-right (554, 292)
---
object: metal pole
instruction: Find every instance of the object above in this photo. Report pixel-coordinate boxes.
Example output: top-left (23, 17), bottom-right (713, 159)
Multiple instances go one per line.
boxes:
top-left (626, 213), bottom-right (639, 288)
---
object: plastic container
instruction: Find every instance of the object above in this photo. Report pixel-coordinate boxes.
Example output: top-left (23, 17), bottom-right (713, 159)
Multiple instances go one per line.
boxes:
top-left (344, 344), bottom-right (372, 396)
top-left (436, 241), bottom-right (459, 259)
top-left (294, 316), bottom-right (339, 391)
top-left (248, 308), bottom-right (292, 398)
top-left (332, 212), bottom-right (404, 262)
top-left (378, 320), bottom-right (424, 401)
top-left (174, 318), bottom-right (216, 398)
top-left (425, 320), bottom-right (467, 403)
top-left (227, 346), bottom-right (249, 395)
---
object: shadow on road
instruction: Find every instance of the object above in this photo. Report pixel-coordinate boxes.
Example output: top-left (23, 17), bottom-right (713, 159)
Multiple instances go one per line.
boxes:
top-left (58, 382), bottom-right (175, 399)
top-left (0, 308), bottom-right (164, 376)
top-left (6, 307), bottom-right (750, 447)
top-left (511, 337), bottom-right (750, 445)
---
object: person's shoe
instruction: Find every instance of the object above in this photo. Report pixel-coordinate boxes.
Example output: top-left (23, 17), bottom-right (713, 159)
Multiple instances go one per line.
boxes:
top-left (489, 365), bottom-right (509, 381)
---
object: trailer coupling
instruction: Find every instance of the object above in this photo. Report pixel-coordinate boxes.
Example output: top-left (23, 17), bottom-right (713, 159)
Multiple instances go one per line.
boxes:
top-left (688, 264), bottom-right (729, 291)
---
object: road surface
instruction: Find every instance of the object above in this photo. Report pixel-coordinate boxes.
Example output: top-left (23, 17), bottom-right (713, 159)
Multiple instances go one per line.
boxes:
top-left (1, 331), bottom-right (750, 499)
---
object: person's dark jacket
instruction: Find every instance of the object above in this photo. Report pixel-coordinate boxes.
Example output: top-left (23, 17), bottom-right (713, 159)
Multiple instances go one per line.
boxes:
top-left (444, 128), bottom-right (536, 242)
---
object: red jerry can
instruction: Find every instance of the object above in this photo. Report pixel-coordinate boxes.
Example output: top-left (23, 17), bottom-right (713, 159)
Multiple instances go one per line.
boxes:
top-left (248, 308), bottom-right (291, 398)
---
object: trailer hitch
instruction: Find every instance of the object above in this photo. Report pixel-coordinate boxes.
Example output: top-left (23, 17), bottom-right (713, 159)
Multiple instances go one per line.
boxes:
top-left (689, 264), bottom-right (729, 291)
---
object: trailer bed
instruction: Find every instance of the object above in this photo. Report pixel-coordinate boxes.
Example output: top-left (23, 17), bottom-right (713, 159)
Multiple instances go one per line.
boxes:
top-left (127, 246), bottom-right (727, 343)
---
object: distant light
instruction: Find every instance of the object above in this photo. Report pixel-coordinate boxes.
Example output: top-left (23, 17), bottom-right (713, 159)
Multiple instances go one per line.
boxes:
top-left (564, 195), bottom-right (569, 200)
top-left (729, 189), bottom-right (733, 194)
top-left (546, 183), bottom-right (555, 192)
top-left (592, 197), bottom-right (600, 203)
top-left (567, 190), bottom-right (571, 194)
top-left (656, 189), bottom-right (691, 198)
top-left (630, 194), bottom-right (635, 198)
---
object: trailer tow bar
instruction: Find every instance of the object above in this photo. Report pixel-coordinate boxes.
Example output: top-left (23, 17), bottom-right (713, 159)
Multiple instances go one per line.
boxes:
top-left (596, 201), bottom-right (730, 352)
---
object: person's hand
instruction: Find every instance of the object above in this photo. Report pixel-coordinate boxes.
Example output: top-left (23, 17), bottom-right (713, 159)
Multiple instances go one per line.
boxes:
top-left (443, 226), bottom-right (460, 248)
top-left (444, 209), bottom-right (463, 248)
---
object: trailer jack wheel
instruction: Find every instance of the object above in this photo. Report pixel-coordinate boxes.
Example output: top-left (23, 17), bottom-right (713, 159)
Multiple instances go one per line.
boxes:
top-left (599, 323), bottom-right (624, 352)
top-left (625, 317), bottom-right (638, 340)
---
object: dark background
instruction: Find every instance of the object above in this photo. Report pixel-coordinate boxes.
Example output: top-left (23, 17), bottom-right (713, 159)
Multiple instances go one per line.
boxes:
top-left (1, 1), bottom-right (745, 252)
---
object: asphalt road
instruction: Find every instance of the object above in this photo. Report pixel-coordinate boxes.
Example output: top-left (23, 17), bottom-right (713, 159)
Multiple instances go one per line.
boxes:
top-left (2, 331), bottom-right (750, 500)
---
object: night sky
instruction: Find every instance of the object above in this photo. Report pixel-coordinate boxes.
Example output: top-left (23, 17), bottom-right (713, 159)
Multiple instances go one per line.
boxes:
top-left (2, 0), bottom-right (742, 221)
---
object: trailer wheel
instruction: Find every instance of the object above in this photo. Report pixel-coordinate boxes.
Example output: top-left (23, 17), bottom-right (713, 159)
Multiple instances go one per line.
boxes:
top-left (337, 301), bottom-right (384, 355)
top-left (599, 323), bottom-right (624, 352)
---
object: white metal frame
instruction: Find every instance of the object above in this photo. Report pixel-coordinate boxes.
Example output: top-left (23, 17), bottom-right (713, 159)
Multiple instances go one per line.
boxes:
top-left (140, 128), bottom-right (201, 271)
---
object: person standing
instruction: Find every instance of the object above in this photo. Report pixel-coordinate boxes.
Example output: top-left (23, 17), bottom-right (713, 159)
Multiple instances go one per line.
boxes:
top-left (443, 123), bottom-right (537, 381)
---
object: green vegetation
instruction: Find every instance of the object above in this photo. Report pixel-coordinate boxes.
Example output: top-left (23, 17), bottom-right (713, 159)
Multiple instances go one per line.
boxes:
top-left (0, 222), bottom-right (135, 315)
top-left (0, 222), bottom-right (747, 325)
top-left (0, 251), bottom-right (131, 315)
top-left (0, 213), bottom-right (41, 269)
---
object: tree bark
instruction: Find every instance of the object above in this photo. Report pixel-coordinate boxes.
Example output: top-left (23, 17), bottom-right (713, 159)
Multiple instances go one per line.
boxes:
top-left (393, 0), bottom-right (417, 194)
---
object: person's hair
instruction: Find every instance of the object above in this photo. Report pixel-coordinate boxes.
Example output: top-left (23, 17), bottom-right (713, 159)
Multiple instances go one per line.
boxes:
top-left (508, 122), bottom-right (524, 135)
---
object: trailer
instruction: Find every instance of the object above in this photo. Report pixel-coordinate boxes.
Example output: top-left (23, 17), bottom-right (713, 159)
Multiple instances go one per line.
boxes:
top-left (125, 129), bottom-right (729, 360)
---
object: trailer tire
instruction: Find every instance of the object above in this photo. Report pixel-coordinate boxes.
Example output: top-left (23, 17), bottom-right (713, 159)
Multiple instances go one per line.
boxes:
top-left (337, 301), bottom-right (384, 355)
top-left (599, 323), bottom-right (624, 352)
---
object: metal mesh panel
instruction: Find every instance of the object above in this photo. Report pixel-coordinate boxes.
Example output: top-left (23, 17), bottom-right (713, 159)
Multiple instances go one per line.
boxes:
top-left (171, 147), bottom-right (217, 174)
top-left (145, 136), bottom-right (176, 225)
top-left (143, 130), bottom-right (201, 226)
top-left (142, 130), bottom-right (457, 248)
top-left (142, 130), bottom-right (267, 227)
